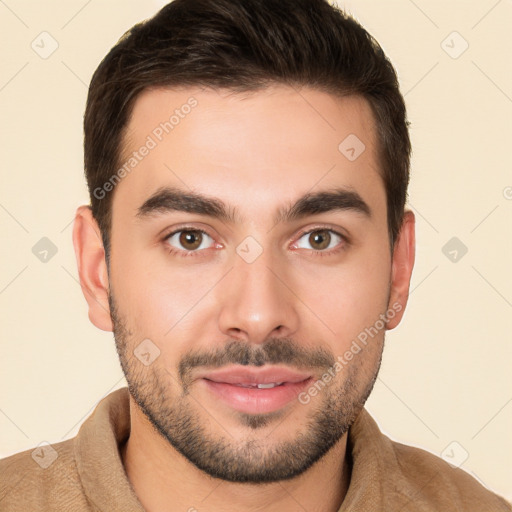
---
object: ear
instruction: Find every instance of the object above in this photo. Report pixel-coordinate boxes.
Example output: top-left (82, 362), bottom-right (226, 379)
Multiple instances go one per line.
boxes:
top-left (386, 210), bottom-right (415, 330)
top-left (72, 205), bottom-right (113, 331)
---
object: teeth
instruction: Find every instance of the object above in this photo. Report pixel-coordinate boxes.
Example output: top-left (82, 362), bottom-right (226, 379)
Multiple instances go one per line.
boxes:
top-left (257, 382), bottom-right (283, 389)
top-left (234, 382), bottom-right (284, 389)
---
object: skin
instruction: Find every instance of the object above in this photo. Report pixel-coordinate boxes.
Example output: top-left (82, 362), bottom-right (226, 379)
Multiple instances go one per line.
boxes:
top-left (73, 85), bottom-right (415, 512)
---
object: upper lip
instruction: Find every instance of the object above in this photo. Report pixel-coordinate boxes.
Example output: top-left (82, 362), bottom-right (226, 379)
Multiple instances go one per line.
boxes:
top-left (196, 366), bottom-right (312, 385)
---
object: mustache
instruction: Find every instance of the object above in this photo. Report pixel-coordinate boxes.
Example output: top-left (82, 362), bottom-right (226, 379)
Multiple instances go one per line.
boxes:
top-left (178, 338), bottom-right (335, 387)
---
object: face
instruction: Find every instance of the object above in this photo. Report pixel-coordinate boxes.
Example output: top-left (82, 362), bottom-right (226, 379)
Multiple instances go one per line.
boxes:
top-left (106, 85), bottom-right (396, 482)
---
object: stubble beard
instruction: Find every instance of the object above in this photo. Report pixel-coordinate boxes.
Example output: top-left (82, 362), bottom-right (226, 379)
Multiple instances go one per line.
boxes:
top-left (109, 292), bottom-right (383, 483)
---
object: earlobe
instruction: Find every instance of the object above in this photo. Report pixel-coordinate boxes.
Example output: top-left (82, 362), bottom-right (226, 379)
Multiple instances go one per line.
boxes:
top-left (386, 210), bottom-right (416, 330)
top-left (72, 205), bottom-right (113, 332)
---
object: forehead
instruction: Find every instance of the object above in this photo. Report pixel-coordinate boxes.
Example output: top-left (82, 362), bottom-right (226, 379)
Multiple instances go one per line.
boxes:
top-left (114, 85), bottom-right (384, 223)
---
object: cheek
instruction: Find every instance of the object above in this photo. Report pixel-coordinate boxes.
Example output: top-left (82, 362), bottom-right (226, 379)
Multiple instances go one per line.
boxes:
top-left (110, 213), bottom-right (391, 361)
top-left (295, 240), bottom-right (391, 348)
top-left (111, 250), bottom-right (226, 358)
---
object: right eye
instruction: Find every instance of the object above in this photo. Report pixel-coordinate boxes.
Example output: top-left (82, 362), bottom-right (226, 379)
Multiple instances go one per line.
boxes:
top-left (163, 228), bottom-right (216, 256)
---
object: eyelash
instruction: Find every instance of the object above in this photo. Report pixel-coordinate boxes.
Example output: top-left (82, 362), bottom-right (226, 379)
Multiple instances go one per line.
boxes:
top-left (162, 226), bottom-right (349, 259)
top-left (163, 227), bottom-right (214, 259)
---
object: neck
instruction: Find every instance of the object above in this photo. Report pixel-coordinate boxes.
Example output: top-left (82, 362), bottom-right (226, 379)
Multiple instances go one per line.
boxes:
top-left (121, 396), bottom-right (351, 512)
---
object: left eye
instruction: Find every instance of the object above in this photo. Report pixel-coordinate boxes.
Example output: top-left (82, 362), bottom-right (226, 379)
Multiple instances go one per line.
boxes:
top-left (294, 229), bottom-right (344, 251)
top-left (165, 229), bottom-right (214, 251)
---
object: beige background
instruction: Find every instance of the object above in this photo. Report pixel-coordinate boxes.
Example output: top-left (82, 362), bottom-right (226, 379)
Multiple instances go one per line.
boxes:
top-left (1, 0), bottom-right (511, 501)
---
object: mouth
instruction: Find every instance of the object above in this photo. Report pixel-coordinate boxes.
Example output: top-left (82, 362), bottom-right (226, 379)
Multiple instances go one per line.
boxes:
top-left (196, 366), bottom-right (313, 415)
top-left (226, 382), bottom-right (286, 389)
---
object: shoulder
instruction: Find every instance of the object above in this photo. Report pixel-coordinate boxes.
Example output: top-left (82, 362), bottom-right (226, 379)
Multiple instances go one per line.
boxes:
top-left (0, 438), bottom-right (90, 511)
top-left (348, 409), bottom-right (512, 511)
top-left (386, 437), bottom-right (512, 511)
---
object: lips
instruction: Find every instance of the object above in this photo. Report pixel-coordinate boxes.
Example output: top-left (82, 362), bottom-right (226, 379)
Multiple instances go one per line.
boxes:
top-left (195, 366), bottom-right (313, 415)
top-left (197, 366), bottom-right (312, 386)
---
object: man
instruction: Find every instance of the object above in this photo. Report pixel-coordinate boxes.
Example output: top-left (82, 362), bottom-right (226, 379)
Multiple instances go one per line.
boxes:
top-left (0, 0), bottom-right (510, 510)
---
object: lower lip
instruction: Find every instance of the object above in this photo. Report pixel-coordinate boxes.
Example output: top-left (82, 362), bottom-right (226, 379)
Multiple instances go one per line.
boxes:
top-left (202, 378), bottom-right (312, 415)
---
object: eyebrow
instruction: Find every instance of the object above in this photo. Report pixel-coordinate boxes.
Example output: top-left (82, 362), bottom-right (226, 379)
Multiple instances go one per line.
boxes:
top-left (135, 185), bottom-right (371, 225)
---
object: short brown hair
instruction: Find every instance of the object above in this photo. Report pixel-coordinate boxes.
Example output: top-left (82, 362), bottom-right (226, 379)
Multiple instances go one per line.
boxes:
top-left (84, 0), bottom-right (411, 266)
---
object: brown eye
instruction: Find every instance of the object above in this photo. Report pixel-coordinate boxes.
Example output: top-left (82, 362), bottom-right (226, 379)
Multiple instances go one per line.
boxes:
top-left (294, 228), bottom-right (344, 253)
top-left (179, 230), bottom-right (203, 250)
top-left (308, 230), bottom-right (331, 250)
top-left (165, 229), bottom-right (214, 252)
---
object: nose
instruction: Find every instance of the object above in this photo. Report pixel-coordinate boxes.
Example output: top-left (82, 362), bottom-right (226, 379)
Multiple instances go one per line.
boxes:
top-left (216, 247), bottom-right (300, 344)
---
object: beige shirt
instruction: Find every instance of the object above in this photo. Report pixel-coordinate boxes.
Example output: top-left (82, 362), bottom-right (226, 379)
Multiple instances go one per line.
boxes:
top-left (1, 387), bottom-right (510, 511)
